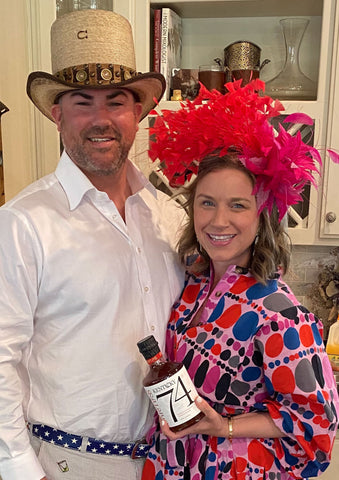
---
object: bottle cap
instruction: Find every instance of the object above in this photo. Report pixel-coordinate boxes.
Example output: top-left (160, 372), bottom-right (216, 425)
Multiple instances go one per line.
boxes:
top-left (137, 335), bottom-right (160, 360)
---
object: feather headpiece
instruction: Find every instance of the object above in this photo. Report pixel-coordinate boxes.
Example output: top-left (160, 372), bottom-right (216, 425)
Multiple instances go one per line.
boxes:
top-left (149, 79), bottom-right (322, 222)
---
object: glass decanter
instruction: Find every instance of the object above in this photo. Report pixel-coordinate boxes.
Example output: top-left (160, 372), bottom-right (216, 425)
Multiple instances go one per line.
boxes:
top-left (265, 18), bottom-right (317, 100)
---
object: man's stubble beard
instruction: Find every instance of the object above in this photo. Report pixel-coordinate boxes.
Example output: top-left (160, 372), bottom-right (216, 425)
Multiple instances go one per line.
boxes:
top-left (62, 126), bottom-right (131, 177)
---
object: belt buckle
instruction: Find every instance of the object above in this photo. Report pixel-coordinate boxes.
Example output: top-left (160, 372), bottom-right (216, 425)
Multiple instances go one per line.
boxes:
top-left (130, 439), bottom-right (146, 459)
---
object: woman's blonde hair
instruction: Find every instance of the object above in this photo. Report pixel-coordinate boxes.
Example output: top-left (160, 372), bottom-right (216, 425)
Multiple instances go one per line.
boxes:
top-left (177, 154), bottom-right (291, 284)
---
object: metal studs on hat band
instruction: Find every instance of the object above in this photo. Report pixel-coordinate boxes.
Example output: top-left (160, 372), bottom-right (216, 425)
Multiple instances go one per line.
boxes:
top-left (75, 70), bottom-right (88, 82)
top-left (101, 68), bottom-right (112, 81)
top-left (55, 63), bottom-right (137, 86)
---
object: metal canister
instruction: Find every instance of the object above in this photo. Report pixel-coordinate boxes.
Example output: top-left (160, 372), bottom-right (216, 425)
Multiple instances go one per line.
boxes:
top-left (224, 40), bottom-right (269, 85)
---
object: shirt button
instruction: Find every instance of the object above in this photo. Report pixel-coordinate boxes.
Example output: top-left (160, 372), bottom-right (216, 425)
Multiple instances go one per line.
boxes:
top-left (144, 286), bottom-right (150, 293)
top-left (136, 247), bottom-right (141, 254)
top-left (215, 291), bottom-right (222, 297)
top-left (151, 326), bottom-right (155, 331)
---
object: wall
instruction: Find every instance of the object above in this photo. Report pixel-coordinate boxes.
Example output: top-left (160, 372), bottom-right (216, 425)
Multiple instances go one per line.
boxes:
top-left (283, 244), bottom-right (339, 340)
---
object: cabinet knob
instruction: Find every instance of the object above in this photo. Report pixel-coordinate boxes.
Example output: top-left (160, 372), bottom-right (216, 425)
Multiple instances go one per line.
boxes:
top-left (325, 211), bottom-right (337, 223)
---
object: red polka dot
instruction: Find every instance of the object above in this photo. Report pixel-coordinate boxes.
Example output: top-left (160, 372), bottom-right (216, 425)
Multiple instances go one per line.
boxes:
top-left (211, 343), bottom-right (222, 355)
top-left (215, 304), bottom-right (242, 328)
top-left (299, 324), bottom-right (314, 347)
top-left (141, 459), bottom-right (155, 480)
top-left (265, 333), bottom-right (284, 357)
top-left (272, 366), bottom-right (295, 393)
top-left (182, 284), bottom-right (201, 303)
top-left (323, 390), bottom-right (330, 401)
top-left (311, 434), bottom-right (332, 452)
top-left (310, 402), bottom-right (327, 415)
top-left (295, 435), bottom-right (314, 458)
top-left (312, 415), bottom-right (322, 425)
top-left (169, 310), bottom-right (179, 323)
top-left (179, 305), bottom-right (186, 311)
top-left (248, 440), bottom-right (274, 469)
top-left (230, 275), bottom-right (257, 294)
top-left (186, 327), bottom-right (198, 338)
top-left (204, 323), bottom-right (213, 332)
top-left (320, 419), bottom-right (330, 429)
top-left (291, 393), bottom-right (309, 405)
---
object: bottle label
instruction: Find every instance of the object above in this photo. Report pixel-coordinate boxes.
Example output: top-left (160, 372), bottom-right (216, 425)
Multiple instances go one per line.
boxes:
top-left (144, 366), bottom-right (201, 428)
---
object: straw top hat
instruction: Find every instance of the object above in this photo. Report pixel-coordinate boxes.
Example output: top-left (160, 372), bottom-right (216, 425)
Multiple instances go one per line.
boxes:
top-left (26, 9), bottom-right (165, 122)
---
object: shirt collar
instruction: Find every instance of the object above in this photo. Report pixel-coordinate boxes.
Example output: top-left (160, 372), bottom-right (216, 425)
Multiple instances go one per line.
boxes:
top-left (55, 151), bottom-right (157, 211)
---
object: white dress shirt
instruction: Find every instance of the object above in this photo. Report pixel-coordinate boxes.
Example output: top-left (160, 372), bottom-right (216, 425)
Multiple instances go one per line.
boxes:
top-left (0, 152), bottom-right (185, 480)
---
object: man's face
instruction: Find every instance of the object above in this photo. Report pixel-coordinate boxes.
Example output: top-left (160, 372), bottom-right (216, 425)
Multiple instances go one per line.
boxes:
top-left (51, 88), bottom-right (142, 177)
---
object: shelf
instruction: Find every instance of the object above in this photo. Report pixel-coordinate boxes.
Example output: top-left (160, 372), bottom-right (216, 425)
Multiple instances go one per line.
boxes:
top-left (150, 0), bottom-right (323, 19)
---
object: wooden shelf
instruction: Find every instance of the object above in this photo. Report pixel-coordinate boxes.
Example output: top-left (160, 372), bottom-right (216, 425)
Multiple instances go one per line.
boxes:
top-left (150, 0), bottom-right (323, 19)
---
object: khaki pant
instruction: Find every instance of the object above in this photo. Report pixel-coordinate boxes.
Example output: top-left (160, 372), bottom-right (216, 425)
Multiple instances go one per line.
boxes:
top-left (31, 436), bottom-right (145, 480)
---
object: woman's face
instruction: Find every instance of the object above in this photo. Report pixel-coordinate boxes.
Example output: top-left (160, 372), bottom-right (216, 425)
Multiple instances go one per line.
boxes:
top-left (194, 167), bottom-right (259, 281)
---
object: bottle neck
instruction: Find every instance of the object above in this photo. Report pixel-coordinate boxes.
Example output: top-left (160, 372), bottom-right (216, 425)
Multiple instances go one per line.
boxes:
top-left (147, 352), bottom-right (165, 365)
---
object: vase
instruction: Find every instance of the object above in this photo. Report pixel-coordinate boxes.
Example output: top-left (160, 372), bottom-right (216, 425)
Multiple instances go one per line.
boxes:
top-left (265, 18), bottom-right (317, 100)
top-left (56, 0), bottom-right (112, 16)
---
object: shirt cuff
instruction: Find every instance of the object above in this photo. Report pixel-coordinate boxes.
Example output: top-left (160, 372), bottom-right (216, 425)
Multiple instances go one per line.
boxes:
top-left (0, 448), bottom-right (45, 480)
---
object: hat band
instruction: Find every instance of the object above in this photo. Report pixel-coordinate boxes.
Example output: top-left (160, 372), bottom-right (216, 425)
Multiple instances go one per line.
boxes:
top-left (55, 63), bottom-right (137, 86)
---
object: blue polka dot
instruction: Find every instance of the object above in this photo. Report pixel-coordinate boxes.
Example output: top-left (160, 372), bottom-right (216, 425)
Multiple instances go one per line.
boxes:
top-left (183, 309), bottom-right (191, 315)
top-left (204, 339), bottom-right (215, 350)
top-left (155, 471), bottom-right (164, 480)
top-left (281, 411), bottom-right (294, 433)
top-left (291, 403), bottom-right (298, 410)
top-left (264, 375), bottom-right (274, 395)
top-left (269, 362), bottom-right (275, 369)
top-left (283, 327), bottom-right (300, 350)
top-left (303, 411), bottom-right (314, 419)
top-left (205, 466), bottom-right (217, 480)
top-left (242, 366), bottom-right (261, 381)
top-left (301, 460), bottom-right (326, 478)
top-left (208, 451), bottom-right (217, 462)
top-left (301, 421), bottom-right (314, 441)
top-left (311, 323), bottom-right (323, 346)
top-left (246, 279), bottom-right (278, 300)
top-left (317, 391), bottom-right (325, 404)
top-left (233, 311), bottom-right (259, 340)
top-left (275, 360), bottom-right (281, 366)
top-left (283, 357), bottom-right (290, 364)
top-left (209, 296), bottom-right (225, 322)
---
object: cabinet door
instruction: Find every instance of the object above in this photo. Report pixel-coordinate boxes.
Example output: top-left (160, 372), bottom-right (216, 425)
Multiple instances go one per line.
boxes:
top-left (321, 3), bottom-right (339, 238)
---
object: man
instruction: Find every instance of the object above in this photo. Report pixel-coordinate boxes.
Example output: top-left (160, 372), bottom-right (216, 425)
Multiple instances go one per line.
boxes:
top-left (0, 10), bottom-right (184, 480)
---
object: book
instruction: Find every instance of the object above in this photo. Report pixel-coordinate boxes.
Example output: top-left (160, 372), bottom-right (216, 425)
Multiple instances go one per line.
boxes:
top-left (160, 8), bottom-right (182, 101)
top-left (152, 9), bottom-right (162, 72)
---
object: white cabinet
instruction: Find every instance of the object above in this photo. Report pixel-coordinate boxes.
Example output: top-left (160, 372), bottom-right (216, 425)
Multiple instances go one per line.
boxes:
top-left (114, 0), bottom-right (339, 245)
top-left (321, 4), bottom-right (339, 239)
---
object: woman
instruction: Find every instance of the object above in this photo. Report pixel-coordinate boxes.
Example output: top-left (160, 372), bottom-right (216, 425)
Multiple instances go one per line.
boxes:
top-left (142, 80), bottom-right (339, 480)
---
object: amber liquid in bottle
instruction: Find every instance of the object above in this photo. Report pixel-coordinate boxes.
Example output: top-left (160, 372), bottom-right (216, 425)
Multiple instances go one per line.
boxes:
top-left (137, 335), bottom-right (204, 433)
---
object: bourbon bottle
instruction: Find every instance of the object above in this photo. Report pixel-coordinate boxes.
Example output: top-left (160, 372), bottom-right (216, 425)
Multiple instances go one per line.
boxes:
top-left (137, 335), bottom-right (204, 432)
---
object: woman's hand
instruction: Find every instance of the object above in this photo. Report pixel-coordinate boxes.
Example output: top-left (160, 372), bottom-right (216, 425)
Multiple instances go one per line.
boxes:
top-left (161, 396), bottom-right (228, 440)
top-left (330, 359), bottom-right (339, 372)
top-left (160, 396), bottom-right (284, 440)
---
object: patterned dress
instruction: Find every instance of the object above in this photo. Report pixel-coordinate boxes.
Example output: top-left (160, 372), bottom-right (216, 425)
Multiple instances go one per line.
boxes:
top-left (142, 264), bottom-right (339, 480)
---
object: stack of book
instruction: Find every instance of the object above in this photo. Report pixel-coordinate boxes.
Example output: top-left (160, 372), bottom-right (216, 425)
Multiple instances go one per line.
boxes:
top-left (152, 7), bottom-right (183, 101)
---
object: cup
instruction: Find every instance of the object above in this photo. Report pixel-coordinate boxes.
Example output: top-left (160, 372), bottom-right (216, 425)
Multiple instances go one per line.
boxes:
top-left (198, 65), bottom-right (225, 93)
